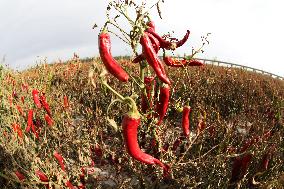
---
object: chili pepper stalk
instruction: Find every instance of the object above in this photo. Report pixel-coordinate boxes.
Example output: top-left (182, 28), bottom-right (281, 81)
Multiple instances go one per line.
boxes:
top-left (99, 28), bottom-right (129, 82)
top-left (122, 97), bottom-right (170, 176)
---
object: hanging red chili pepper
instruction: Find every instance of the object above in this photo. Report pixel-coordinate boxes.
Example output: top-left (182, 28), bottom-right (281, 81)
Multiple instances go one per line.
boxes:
top-left (63, 95), bottom-right (69, 108)
top-left (230, 153), bottom-right (252, 183)
top-left (31, 122), bottom-right (39, 139)
top-left (163, 56), bottom-right (187, 67)
top-left (32, 89), bottom-right (42, 109)
top-left (122, 99), bottom-right (170, 176)
top-left (163, 56), bottom-right (205, 67)
top-left (140, 33), bottom-right (171, 85)
top-left (146, 29), bottom-right (190, 50)
top-left (40, 94), bottom-right (51, 116)
top-left (99, 29), bottom-right (129, 82)
top-left (187, 59), bottom-right (205, 67)
top-left (35, 170), bottom-right (49, 189)
top-left (53, 151), bottom-right (66, 171)
top-left (197, 119), bottom-right (206, 135)
top-left (12, 123), bottom-right (23, 139)
top-left (21, 96), bottom-right (25, 104)
top-left (147, 20), bottom-right (156, 31)
top-left (133, 32), bottom-right (160, 63)
top-left (141, 76), bottom-right (155, 113)
top-left (26, 109), bottom-right (33, 132)
top-left (44, 114), bottom-right (53, 127)
top-left (66, 180), bottom-right (76, 189)
top-left (156, 84), bottom-right (170, 125)
top-left (15, 170), bottom-right (26, 181)
top-left (182, 106), bottom-right (191, 137)
top-left (16, 105), bottom-right (25, 117)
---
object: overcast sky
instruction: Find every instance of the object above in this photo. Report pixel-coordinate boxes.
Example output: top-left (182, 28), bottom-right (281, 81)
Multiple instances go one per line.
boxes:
top-left (0, 0), bottom-right (283, 76)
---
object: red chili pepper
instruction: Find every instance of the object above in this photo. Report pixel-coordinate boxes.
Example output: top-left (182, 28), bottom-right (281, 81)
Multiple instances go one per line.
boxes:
top-left (163, 56), bottom-right (187, 67)
top-left (21, 96), bottom-right (25, 104)
top-left (16, 105), bottom-right (25, 117)
top-left (146, 29), bottom-right (175, 50)
top-left (163, 56), bottom-right (205, 67)
top-left (146, 29), bottom-right (190, 50)
top-left (197, 119), bottom-right (206, 134)
top-left (187, 59), bottom-right (205, 67)
top-left (26, 109), bottom-right (33, 132)
top-left (140, 33), bottom-right (171, 85)
top-left (141, 76), bottom-right (155, 113)
top-left (176, 30), bottom-right (190, 48)
top-left (172, 138), bottom-right (181, 151)
top-left (260, 145), bottom-right (275, 171)
top-left (12, 123), bottom-right (23, 139)
top-left (44, 114), bottom-right (53, 127)
top-left (230, 153), bottom-right (252, 183)
top-left (147, 20), bottom-right (156, 31)
top-left (99, 29), bottom-right (129, 82)
top-left (66, 180), bottom-right (76, 189)
top-left (122, 105), bottom-right (170, 176)
top-left (182, 106), bottom-right (191, 137)
top-left (156, 84), bottom-right (170, 125)
top-left (53, 151), bottom-right (65, 171)
top-left (15, 170), bottom-right (25, 181)
top-left (133, 32), bottom-right (160, 63)
top-left (31, 122), bottom-right (39, 139)
top-left (63, 95), bottom-right (69, 108)
top-left (40, 94), bottom-right (51, 116)
top-left (32, 89), bottom-right (42, 109)
top-left (35, 170), bottom-right (49, 189)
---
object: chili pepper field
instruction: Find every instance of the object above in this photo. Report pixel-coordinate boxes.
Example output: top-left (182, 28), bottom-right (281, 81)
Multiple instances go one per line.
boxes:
top-left (0, 57), bottom-right (283, 188)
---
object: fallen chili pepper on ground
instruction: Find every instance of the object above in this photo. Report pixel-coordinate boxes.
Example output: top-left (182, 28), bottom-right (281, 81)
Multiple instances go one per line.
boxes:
top-left (122, 97), bottom-right (170, 176)
top-left (32, 89), bottom-right (42, 109)
top-left (140, 33), bottom-right (171, 85)
top-left (182, 106), bottom-right (191, 137)
top-left (99, 28), bottom-right (129, 82)
top-left (156, 84), bottom-right (170, 125)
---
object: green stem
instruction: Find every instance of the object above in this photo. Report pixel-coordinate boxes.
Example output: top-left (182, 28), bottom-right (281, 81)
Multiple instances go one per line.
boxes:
top-left (101, 80), bottom-right (125, 101)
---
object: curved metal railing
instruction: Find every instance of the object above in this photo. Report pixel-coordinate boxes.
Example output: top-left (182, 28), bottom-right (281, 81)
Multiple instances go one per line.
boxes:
top-left (194, 58), bottom-right (284, 80)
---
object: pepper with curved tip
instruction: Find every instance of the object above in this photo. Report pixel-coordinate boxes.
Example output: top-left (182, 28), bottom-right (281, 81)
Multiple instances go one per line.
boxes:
top-left (99, 29), bottom-right (129, 82)
top-left (40, 94), bottom-right (51, 116)
top-left (146, 29), bottom-right (190, 50)
top-left (140, 33), bottom-right (171, 85)
top-left (122, 100), bottom-right (170, 176)
top-left (182, 106), bottom-right (191, 137)
top-left (133, 32), bottom-right (160, 63)
top-left (156, 84), bottom-right (170, 125)
top-left (32, 89), bottom-right (42, 109)
top-left (53, 151), bottom-right (66, 171)
top-left (176, 30), bottom-right (190, 48)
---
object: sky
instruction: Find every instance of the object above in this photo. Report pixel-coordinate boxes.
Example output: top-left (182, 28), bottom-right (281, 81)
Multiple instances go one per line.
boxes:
top-left (0, 0), bottom-right (284, 76)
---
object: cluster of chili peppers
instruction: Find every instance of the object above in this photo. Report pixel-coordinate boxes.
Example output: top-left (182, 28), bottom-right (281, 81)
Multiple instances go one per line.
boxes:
top-left (97, 19), bottom-right (206, 177)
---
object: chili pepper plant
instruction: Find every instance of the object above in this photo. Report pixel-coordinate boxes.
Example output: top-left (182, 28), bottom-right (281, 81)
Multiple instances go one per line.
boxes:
top-left (0, 0), bottom-right (283, 189)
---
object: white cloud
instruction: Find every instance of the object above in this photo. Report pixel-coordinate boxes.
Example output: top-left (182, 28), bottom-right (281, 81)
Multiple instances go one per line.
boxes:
top-left (0, 0), bottom-right (283, 76)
